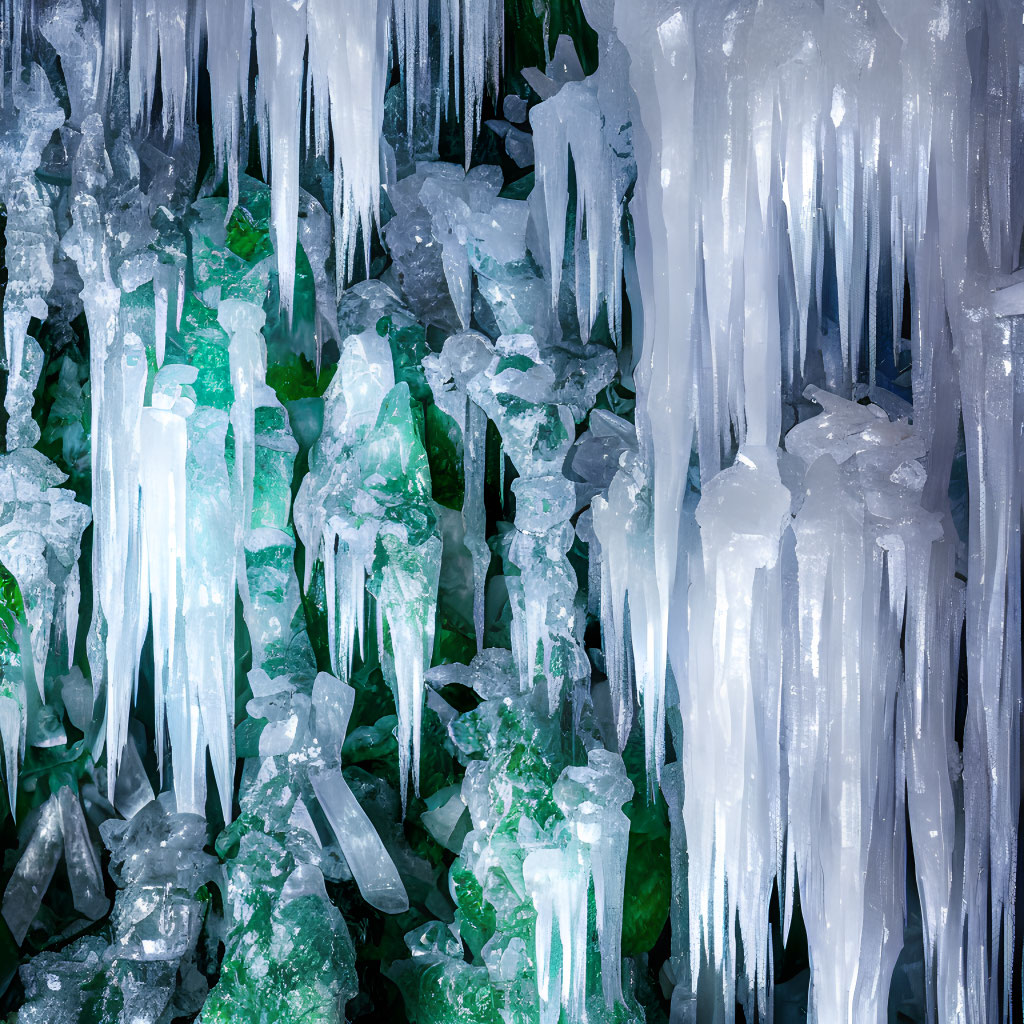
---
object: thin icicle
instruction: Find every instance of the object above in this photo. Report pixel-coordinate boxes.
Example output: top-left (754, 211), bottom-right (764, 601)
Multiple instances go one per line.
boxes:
top-left (252, 0), bottom-right (307, 317)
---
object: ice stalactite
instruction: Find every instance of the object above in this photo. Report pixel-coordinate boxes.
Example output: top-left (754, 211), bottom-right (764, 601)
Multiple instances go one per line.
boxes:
top-left (456, 0), bottom-right (504, 165)
top-left (896, 90), bottom-right (970, 1015)
top-left (784, 389), bottom-right (926, 1024)
top-left (98, 0), bottom-right (192, 140)
top-left (590, 450), bottom-right (661, 769)
top-left (308, 0), bottom-right (390, 283)
top-left (530, 36), bottom-right (633, 344)
top-left (370, 385), bottom-right (443, 809)
top-left (556, 749), bottom-right (633, 1012)
top-left (139, 365), bottom-right (202, 812)
top-left (253, 0), bottom-right (307, 317)
top-left (568, 410), bottom-right (640, 752)
top-left (182, 406), bottom-right (238, 824)
top-left (392, 0), bottom-right (432, 141)
top-left (682, 446), bottom-right (789, 1019)
top-left (956, 13), bottom-right (1024, 1021)
top-left (958, 305), bottom-right (1022, 1024)
top-left (205, 0), bottom-right (252, 219)
top-left (610, 0), bottom-right (696, 796)
top-left (394, 0), bottom-right (504, 164)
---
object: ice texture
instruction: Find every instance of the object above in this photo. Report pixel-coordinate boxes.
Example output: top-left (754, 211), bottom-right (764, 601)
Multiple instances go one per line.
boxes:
top-left (296, 330), bottom-right (441, 808)
top-left (3, 785), bottom-right (108, 945)
top-left (3, 2), bottom-right (1024, 1022)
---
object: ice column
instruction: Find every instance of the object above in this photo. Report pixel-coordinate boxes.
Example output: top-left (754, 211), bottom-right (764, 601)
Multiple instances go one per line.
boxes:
top-left (63, 115), bottom-right (149, 797)
top-left (139, 365), bottom-right (203, 813)
top-left (426, 331), bottom-right (592, 714)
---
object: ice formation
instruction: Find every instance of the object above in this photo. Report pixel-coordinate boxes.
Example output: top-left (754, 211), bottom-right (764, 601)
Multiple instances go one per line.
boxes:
top-left (0, 1), bottom-right (1022, 1023)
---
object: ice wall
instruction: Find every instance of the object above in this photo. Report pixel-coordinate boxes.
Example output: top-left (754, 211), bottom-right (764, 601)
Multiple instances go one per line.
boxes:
top-left (599, 0), bottom-right (1022, 1020)
top-left (1, 1), bottom-right (1022, 1022)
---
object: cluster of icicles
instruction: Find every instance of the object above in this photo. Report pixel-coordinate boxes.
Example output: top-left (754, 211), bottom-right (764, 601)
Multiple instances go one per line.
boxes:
top-left (1, 0), bottom-right (503, 311)
top-left (588, 2), bottom-right (1021, 1022)
top-left (3, 0), bottom-right (1023, 1022)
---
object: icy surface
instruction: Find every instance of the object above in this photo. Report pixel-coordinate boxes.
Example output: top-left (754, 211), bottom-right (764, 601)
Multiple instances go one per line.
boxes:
top-left (296, 331), bottom-right (441, 807)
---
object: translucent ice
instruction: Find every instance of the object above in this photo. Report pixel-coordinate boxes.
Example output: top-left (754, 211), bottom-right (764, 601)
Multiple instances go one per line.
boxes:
top-left (308, 0), bottom-right (389, 283)
top-left (253, 0), bottom-right (307, 317)
top-left (296, 331), bottom-right (441, 806)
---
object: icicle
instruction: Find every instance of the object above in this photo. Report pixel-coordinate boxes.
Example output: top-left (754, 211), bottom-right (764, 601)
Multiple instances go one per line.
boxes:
top-left (138, 365), bottom-right (197, 799)
top-left (220, 291), bottom-right (270, 612)
top-left (683, 446), bottom-right (789, 1017)
top-left (591, 449), bottom-right (660, 767)
top-left (183, 407), bottom-right (238, 824)
top-left (205, 0), bottom-right (252, 216)
top-left (378, 529), bottom-right (442, 809)
top-left (613, 1), bottom-right (697, 797)
top-left (957, 307), bottom-right (1022, 1024)
top-left (63, 114), bottom-right (149, 796)
top-left (308, 0), bottom-right (390, 286)
top-left (253, 0), bottom-right (307, 316)
top-left (558, 749), bottom-right (633, 1010)
top-left (391, 0), bottom-right (501, 165)
top-left (784, 388), bottom-right (920, 1023)
top-left (460, 0), bottom-right (503, 167)
top-left (525, 749), bottom-right (633, 1023)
